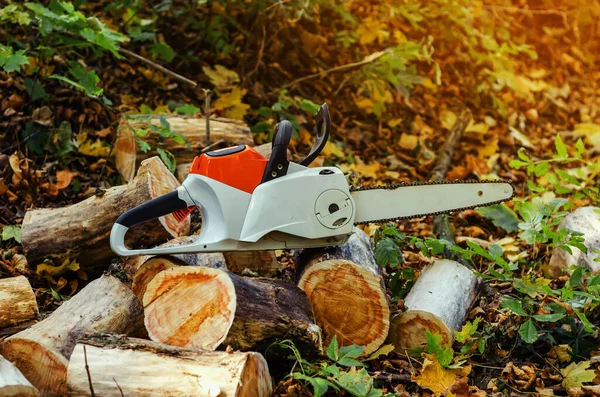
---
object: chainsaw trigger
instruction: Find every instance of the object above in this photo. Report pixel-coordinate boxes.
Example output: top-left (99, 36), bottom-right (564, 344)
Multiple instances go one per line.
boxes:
top-left (172, 205), bottom-right (197, 222)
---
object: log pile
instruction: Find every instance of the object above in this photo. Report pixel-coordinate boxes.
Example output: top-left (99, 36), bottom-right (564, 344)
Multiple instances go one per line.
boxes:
top-left (20, 156), bottom-right (190, 274)
top-left (0, 355), bottom-right (39, 397)
top-left (0, 276), bottom-right (39, 337)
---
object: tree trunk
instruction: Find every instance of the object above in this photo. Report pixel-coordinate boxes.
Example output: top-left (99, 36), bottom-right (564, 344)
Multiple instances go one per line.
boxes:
top-left (143, 266), bottom-right (322, 352)
top-left (21, 157), bottom-right (190, 274)
top-left (388, 259), bottom-right (479, 350)
top-left (0, 355), bottom-right (39, 397)
top-left (66, 333), bottom-right (272, 397)
top-left (1, 274), bottom-right (144, 397)
top-left (115, 115), bottom-right (253, 182)
top-left (295, 227), bottom-right (390, 355)
top-left (0, 276), bottom-right (39, 337)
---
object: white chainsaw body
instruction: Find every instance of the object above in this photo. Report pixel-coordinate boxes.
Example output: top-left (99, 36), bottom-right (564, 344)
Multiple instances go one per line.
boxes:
top-left (110, 163), bottom-right (354, 256)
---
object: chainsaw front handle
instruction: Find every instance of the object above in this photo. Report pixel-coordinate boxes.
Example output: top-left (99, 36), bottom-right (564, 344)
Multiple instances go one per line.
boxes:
top-left (110, 186), bottom-right (195, 256)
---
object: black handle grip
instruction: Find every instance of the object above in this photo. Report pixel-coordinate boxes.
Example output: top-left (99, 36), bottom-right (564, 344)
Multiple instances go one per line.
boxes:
top-left (115, 191), bottom-right (189, 228)
top-left (261, 120), bottom-right (293, 183)
top-left (300, 103), bottom-right (331, 167)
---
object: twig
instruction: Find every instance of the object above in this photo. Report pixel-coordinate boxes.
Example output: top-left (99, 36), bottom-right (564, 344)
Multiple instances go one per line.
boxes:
top-left (247, 24), bottom-right (267, 80)
top-left (203, 89), bottom-right (212, 145)
top-left (370, 371), bottom-right (412, 383)
top-left (113, 377), bottom-right (125, 397)
top-left (83, 345), bottom-right (96, 397)
top-left (270, 51), bottom-right (386, 94)
top-left (200, 139), bottom-right (225, 154)
top-left (429, 109), bottom-right (473, 268)
top-left (118, 48), bottom-right (199, 89)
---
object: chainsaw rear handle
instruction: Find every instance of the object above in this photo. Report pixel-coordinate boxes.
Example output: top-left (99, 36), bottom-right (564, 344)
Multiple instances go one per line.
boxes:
top-left (110, 186), bottom-right (194, 256)
top-left (300, 103), bottom-right (331, 166)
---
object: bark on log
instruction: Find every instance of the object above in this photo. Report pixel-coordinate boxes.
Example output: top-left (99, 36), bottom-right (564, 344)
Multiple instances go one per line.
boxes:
top-left (1, 274), bottom-right (144, 396)
top-left (0, 355), bottom-right (39, 397)
top-left (21, 157), bottom-right (190, 274)
top-left (545, 206), bottom-right (600, 277)
top-left (116, 115), bottom-right (253, 182)
top-left (143, 266), bottom-right (322, 352)
top-left (66, 333), bottom-right (272, 397)
top-left (388, 259), bottom-right (479, 350)
top-left (0, 276), bottom-right (39, 337)
top-left (295, 227), bottom-right (389, 355)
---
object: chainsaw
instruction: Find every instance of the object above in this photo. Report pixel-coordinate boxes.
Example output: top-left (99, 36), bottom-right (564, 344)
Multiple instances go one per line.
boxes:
top-left (110, 103), bottom-right (514, 256)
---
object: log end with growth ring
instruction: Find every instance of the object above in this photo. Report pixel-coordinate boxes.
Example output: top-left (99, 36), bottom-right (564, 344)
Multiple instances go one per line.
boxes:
top-left (389, 310), bottom-right (453, 351)
top-left (143, 266), bottom-right (236, 350)
top-left (297, 259), bottom-right (390, 355)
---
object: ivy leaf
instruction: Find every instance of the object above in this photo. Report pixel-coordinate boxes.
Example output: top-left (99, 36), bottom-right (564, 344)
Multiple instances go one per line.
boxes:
top-left (1, 224), bottom-right (22, 243)
top-left (0, 45), bottom-right (29, 73)
top-left (477, 204), bottom-right (519, 233)
top-left (501, 297), bottom-right (528, 316)
top-left (374, 237), bottom-right (402, 267)
top-left (326, 335), bottom-right (339, 361)
top-left (518, 319), bottom-right (538, 343)
top-left (560, 361), bottom-right (595, 390)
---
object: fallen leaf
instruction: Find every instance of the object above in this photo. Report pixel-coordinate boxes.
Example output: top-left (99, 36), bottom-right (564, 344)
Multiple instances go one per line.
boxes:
top-left (32, 106), bottom-right (53, 126)
top-left (510, 126), bottom-right (534, 148)
top-left (213, 86), bottom-right (250, 120)
top-left (561, 361), bottom-right (595, 390)
top-left (398, 134), bottom-right (419, 150)
top-left (76, 133), bottom-right (111, 157)
top-left (356, 17), bottom-right (389, 45)
top-left (321, 141), bottom-right (345, 158)
top-left (54, 169), bottom-right (78, 190)
top-left (37, 258), bottom-right (80, 277)
top-left (413, 354), bottom-right (471, 395)
top-left (202, 65), bottom-right (240, 91)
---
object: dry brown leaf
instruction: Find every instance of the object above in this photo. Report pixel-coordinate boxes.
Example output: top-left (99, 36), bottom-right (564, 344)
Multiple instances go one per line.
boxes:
top-left (54, 169), bottom-right (78, 190)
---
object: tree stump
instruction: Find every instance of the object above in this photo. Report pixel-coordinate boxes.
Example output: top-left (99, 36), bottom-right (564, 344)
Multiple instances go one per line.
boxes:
top-left (66, 333), bottom-right (272, 397)
top-left (115, 115), bottom-right (252, 182)
top-left (388, 259), bottom-right (479, 351)
top-left (143, 266), bottom-right (322, 352)
top-left (1, 274), bottom-right (144, 396)
top-left (21, 157), bottom-right (190, 274)
top-left (295, 227), bottom-right (389, 355)
top-left (0, 355), bottom-right (39, 397)
top-left (0, 276), bottom-right (39, 337)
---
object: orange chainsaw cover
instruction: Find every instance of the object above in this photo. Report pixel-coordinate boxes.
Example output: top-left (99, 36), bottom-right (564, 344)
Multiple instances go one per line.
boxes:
top-left (189, 145), bottom-right (268, 194)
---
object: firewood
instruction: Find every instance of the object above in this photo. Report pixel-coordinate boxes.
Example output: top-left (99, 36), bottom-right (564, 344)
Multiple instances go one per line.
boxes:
top-left (1, 274), bottom-right (144, 396)
top-left (66, 333), bottom-right (272, 397)
top-left (295, 227), bottom-right (390, 355)
top-left (545, 206), bottom-right (600, 277)
top-left (388, 259), bottom-right (479, 350)
top-left (115, 115), bottom-right (253, 182)
top-left (0, 276), bottom-right (39, 337)
top-left (21, 157), bottom-right (190, 274)
top-left (143, 266), bottom-right (322, 352)
top-left (0, 355), bottom-right (39, 397)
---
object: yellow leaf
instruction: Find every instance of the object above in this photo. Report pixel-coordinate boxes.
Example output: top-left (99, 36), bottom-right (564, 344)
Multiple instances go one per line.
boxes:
top-left (553, 345), bottom-right (573, 363)
top-left (466, 121), bottom-right (489, 135)
top-left (573, 123), bottom-right (600, 151)
top-left (422, 77), bottom-right (437, 92)
top-left (356, 17), bottom-right (388, 45)
top-left (561, 361), bottom-right (595, 390)
top-left (477, 135), bottom-right (498, 157)
top-left (350, 156), bottom-right (380, 179)
top-left (366, 344), bottom-right (395, 361)
top-left (393, 30), bottom-right (407, 44)
top-left (76, 133), bottom-right (111, 157)
top-left (213, 87), bottom-right (250, 120)
top-left (354, 96), bottom-right (375, 113)
top-left (37, 258), bottom-right (80, 277)
top-left (441, 110), bottom-right (457, 130)
top-left (387, 118), bottom-right (403, 128)
top-left (413, 354), bottom-right (471, 394)
top-left (297, 129), bottom-right (313, 146)
top-left (398, 134), bottom-right (419, 150)
top-left (321, 141), bottom-right (345, 158)
top-left (202, 65), bottom-right (240, 91)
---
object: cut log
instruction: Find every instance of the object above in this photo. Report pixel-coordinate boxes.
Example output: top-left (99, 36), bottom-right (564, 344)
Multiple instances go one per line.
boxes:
top-left (66, 333), bottom-right (272, 397)
top-left (0, 276), bottom-right (39, 337)
top-left (1, 274), bottom-right (144, 396)
top-left (223, 251), bottom-right (280, 276)
top-left (295, 227), bottom-right (389, 355)
top-left (21, 157), bottom-right (190, 274)
top-left (143, 266), bottom-right (321, 352)
top-left (0, 355), bottom-right (39, 397)
top-left (388, 259), bottom-right (479, 351)
top-left (115, 115), bottom-right (253, 182)
top-left (545, 206), bottom-right (600, 277)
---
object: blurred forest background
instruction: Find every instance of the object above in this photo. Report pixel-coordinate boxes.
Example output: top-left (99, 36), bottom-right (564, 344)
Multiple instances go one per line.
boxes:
top-left (1, 0), bottom-right (600, 396)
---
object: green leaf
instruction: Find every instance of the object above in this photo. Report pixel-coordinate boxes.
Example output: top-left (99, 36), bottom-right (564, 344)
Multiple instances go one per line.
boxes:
top-left (1, 224), bottom-right (22, 243)
top-left (374, 237), bottom-right (402, 267)
top-left (576, 138), bottom-right (585, 156)
top-left (338, 344), bottom-right (365, 367)
top-left (477, 204), bottom-right (519, 233)
top-left (0, 45), bottom-right (29, 73)
top-left (533, 312), bottom-right (566, 322)
top-left (136, 138), bottom-right (151, 153)
top-left (365, 344), bottom-right (395, 361)
top-left (299, 99), bottom-right (321, 114)
top-left (293, 373), bottom-right (333, 397)
top-left (326, 335), bottom-right (339, 361)
top-left (150, 42), bottom-right (175, 62)
top-left (156, 148), bottom-right (176, 173)
top-left (560, 361), bottom-right (595, 389)
top-left (251, 121), bottom-right (271, 134)
top-left (555, 134), bottom-right (568, 159)
top-left (509, 159), bottom-right (528, 170)
top-left (425, 331), bottom-right (453, 367)
top-left (501, 297), bottom-right (528, 316)
top-left (175, 104), bottom-right (200, 115)
top-left (24, 78), bottom-right (46, 101)
top-left (518, 319), bottom-right (538, 343)
top-left (454, 318), bottom-right (481, 343)
top-left (335, 367), bottom-right (383, 397)
top-left (534, 161), bottom-right (549, 177)
top-left (574, 309), bottom-right (595, 333)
